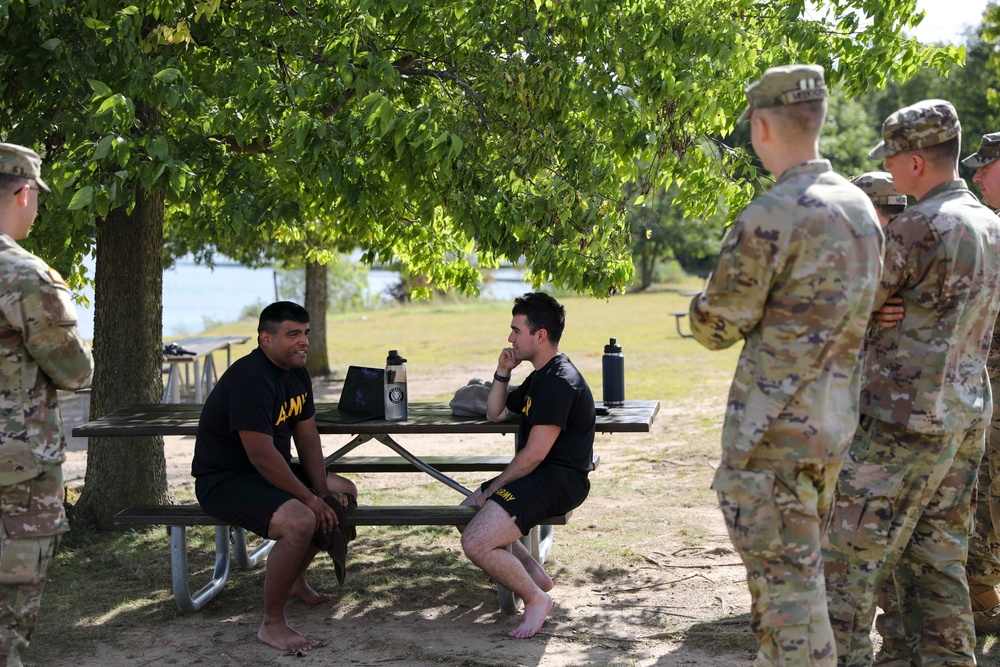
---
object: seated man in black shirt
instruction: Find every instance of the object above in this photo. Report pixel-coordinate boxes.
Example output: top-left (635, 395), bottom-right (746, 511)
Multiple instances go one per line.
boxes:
top-left (461, 292), bottom-right (596, 639)
top-left (191, 301), bottom-right (357, 652)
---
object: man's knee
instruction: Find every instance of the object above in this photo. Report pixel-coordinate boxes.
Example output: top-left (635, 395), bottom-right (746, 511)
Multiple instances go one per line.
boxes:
top-left (327, 473), bottom-right (357, 499)
top-left (461, 501), bottom-right (517, 559)
top-left (269, 499), bottom-right (316, 540)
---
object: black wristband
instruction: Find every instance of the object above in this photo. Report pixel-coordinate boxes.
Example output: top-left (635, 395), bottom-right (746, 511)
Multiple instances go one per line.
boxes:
top-left (493, 371), bottom-right (511, 383)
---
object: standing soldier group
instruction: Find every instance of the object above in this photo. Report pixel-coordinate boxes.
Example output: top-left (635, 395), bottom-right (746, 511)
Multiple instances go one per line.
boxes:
top-left (692, 64), bottom-right (1000, 667)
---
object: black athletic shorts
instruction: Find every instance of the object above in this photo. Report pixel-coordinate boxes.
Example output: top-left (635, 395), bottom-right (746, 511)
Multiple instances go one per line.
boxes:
top-left (481, 464), bottom-right (590, 535)
top-left (195, 464), bottom-right (311, 539)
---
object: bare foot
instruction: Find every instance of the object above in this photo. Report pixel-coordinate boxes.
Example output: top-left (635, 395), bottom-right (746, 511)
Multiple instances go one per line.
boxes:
top-left (290, 579), bottom-right (331, 605)
top-left (258, 621), bottom-right (321, 652)
top-left (524, 559), bottom-right (553, 593)
top-left (508, 592), bottom-right (553, 639)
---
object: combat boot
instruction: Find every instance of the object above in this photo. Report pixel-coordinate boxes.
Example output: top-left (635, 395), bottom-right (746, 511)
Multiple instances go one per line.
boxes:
top-left (873, 636), bottom-right (909, 666)
top-left (970, 584), bottom-right (1000, 634)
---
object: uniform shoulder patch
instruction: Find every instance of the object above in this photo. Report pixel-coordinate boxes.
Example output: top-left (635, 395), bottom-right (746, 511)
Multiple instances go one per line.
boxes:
top-left (46, 266), bottom-right (68, 287)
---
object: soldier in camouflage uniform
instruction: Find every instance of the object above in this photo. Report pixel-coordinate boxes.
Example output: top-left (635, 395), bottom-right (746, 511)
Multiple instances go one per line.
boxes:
top-left (869, 134), bottom-right (1000, 665)
top-left (850, 172), bottom-right (907, 228)
top-left (822, 101), bottom-right (1000, 667)
top-left (0, 143), bottom-right (94, 666)
top-left (960, 132), bottom-right (1000, 633)
top-left (849, 172), bottom-right (910, 664)
top-left (689, 64), bottom-right (884, 667)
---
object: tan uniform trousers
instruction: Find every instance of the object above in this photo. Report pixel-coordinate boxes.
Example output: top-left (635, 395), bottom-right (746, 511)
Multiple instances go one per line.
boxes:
top-left (0, 464), bottom-right (67, 667)
top-left (823, 417), bottom-right (981, 667)
top-left (713, 459), bottom-right (841, 667)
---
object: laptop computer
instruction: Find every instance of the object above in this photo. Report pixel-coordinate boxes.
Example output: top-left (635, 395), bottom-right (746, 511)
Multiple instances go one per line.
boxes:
top-left (315, 366), bottom-right (385, 424)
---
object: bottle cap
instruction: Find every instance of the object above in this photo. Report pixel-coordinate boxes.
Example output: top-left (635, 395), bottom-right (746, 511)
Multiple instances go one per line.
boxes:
top-left (387, 350), bottom-right (407, 364)
top-left (604, 337), bottom-right (622, 354)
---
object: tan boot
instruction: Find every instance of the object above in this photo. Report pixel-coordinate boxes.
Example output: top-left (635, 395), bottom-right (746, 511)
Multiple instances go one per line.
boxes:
top-left (970, 584), bottom-right (1000, 634)
top-left (873, 635), bottom-right (910, 666)
top-left (970, 583), bottom-right (1000, 612)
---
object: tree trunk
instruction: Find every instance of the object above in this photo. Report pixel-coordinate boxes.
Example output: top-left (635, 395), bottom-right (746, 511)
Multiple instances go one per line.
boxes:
top-left (75, 186), bottom-right (170, 529)
top-left (640, 243), bottom-right (654, 291)
top-left (304, 260), bottom-right (330, 377)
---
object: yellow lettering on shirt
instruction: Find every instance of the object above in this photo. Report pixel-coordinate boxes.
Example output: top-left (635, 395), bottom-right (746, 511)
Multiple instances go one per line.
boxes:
top-left (522, 396), bottom-right (531, 417)
top-left (275, 392), bottom-right (308, 427)
top-left (496, 487), bottom-right (516, 502)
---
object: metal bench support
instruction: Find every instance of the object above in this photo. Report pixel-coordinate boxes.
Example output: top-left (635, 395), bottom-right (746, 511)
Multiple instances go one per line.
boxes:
top-left (169, 525), bottom-right (230, 613)
top-left (167, 524), bottom-right (274, 613)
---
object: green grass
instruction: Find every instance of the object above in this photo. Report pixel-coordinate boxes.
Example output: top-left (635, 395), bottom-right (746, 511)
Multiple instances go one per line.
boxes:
top-left (187, 282), bottom-right (742, 404)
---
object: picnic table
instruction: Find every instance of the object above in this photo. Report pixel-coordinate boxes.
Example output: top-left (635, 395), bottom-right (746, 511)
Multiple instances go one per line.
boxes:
top-left (74, 400), bottom-right (660, 613)
top-left (162, 336), bottom-right (251, 403)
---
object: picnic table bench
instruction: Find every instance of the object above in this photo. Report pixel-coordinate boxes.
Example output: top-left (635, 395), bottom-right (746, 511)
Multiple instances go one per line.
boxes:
top-left (75, 401), bottom-right (658, 614)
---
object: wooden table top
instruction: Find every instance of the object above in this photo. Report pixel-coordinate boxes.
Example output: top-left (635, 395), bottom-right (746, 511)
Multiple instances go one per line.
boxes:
top-left (72, 400), bottom-right (660, 437)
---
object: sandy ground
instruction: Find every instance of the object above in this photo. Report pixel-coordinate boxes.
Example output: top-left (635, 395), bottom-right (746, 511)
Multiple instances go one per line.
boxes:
top-left (39, 372), bottom-right (759, 667)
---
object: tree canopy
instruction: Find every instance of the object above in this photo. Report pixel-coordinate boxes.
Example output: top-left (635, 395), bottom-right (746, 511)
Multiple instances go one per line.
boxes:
top-left (0, 0), bottom-right (962, 525)
top-left (4, 0), bottom-right (963, 295)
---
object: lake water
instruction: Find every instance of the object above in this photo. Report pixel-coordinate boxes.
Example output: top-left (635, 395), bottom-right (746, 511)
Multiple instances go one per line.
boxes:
top-left (73, 257), bottom-right (535, 340)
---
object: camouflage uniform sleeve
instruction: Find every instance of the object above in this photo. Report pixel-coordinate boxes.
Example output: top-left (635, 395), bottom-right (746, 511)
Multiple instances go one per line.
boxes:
top-left (875, 211), bottom-right (942, 311)
top-left (688, 210), bottom-right (777, 350)
top-left (4, 264), bottom-right (94, 391)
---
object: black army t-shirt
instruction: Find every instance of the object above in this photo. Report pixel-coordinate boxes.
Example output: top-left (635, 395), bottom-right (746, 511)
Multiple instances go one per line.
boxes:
top-left (505, 353), bottom-right (595, 474)
top-left (192, 347), bottom-right (315, 477)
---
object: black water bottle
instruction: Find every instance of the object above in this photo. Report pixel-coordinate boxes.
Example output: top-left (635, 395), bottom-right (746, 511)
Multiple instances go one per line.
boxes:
top-left (602, 337), bottom-right (625, 407)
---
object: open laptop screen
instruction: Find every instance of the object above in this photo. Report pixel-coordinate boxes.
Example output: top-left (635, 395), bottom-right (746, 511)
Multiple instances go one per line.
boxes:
top-left (315, 366), bottom-right (384, 424)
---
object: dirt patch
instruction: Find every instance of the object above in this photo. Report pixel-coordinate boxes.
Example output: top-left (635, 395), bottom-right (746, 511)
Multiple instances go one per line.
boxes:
top-left (40, 371), bottom-right (759, 667)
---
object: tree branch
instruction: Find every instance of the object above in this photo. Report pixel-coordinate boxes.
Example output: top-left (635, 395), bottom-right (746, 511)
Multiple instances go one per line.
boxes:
top-left (398, 66), bottom-right (490, 130)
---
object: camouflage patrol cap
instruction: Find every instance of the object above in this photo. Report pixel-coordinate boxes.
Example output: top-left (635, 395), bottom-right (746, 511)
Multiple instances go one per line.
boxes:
top-left (851, 172), bottom-right (907, 207)
top-left (0, 143), bottom-right (49, 192)
top-left (961, 132), bottom-right (1000, 169)
top-left (737, 64), bottom-right (827, 124)
top-left (869, 99), bottom-right (961, 160)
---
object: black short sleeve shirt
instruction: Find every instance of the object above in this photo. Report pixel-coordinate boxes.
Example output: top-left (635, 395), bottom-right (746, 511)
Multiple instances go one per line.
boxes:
top-left (192, 347), bottom-right (315, 476)
top-left (506, 354), bottom-right (595, 474)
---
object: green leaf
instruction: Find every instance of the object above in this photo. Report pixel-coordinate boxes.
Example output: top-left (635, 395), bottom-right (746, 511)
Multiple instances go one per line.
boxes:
top-left (147, 136), bottom-right (169, 161)
top-left (154, 68), bottom-right (181, 83)
top-left (88, 79), bottom-right (113, 98)
top-left (40, 38), bottom-right (61, 51)
top-left (93, 135), bottom-right (115, 160)
top-left (83, 17), bottom-right (110, 31)
top-left (96, 95), bottom-right (119, 115)
top-left (68, 186), bottom-right (94, 210)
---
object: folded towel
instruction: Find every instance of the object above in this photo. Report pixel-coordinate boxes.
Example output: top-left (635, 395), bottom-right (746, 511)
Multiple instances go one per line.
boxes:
top-left (312, 495), bottom-right (357, 586)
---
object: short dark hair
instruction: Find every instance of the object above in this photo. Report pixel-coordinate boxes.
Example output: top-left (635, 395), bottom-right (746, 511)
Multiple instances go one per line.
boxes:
top-left (0, 173), bottom-right (27, 195)
top-left (916, 136), bottom-right (961, 170)
top-left (258, 301), bottom-right (310, 335)
top-left (512, 292), bottom-right (565, 344)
